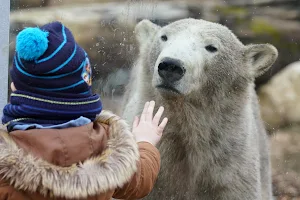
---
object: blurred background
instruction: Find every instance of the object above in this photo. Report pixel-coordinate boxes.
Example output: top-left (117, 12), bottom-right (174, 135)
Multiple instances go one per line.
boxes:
top-left (9, 0), bottom-right (300, 199)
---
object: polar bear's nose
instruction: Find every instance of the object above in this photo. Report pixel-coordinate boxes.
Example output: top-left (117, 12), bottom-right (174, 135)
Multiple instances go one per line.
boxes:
top-left (158, 58), bottom-right (185, 82)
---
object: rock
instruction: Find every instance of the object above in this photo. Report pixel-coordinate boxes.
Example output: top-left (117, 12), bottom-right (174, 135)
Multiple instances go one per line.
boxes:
top-left (255, 6), bottom-right (300, 21)
top-left (270, 126), bottom-right (300, 198)
top-left (226, 0), bottom-right (298, 6)
top-left (273, 171), bottom-right (300, 199)
top-left (10, 0), bottom-right (49, 10)
top-left (249, 17), bottom-right (300, 88)
top-left (258, 61), bottom-right (300, 131)
top-left (214, 4), bottom-right (300, 88)
top-left (48, 0), bottom-right (126, 7)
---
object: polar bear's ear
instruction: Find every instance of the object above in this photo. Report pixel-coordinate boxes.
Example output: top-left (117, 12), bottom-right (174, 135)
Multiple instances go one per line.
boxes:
top-left (135, 19), bottom-right (160, 48)
top-left (245, 44), bottom-right (278, 77)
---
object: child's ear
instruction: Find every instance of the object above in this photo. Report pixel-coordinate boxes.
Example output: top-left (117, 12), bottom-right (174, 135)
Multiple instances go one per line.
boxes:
top-left (244, 44), bottom-right (278, 77)
top-left (11, 82), bottom-right (17, 92)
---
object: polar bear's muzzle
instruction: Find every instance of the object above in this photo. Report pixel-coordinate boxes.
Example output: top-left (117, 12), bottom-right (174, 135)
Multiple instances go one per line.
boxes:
top-left (158, 58), bottom-right (186, 83)
top-left (155, 58), bottom-right (185, 95)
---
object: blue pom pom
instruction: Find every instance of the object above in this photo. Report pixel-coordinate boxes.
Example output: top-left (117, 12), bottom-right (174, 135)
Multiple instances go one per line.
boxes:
top-left (16, 27), bottom-right (49, 61)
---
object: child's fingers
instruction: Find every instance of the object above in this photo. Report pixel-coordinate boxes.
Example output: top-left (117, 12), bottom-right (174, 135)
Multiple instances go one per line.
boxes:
top-left (157, 117), bottom-right (168, 135)
top-left (132, 116), bottom-right (140, 129)
top-left (140, 102), bottom-right (150, 121)
top-left (146, 101), bottom-right (155, 121)
top-left (153, 106), bottom-right (164, 126)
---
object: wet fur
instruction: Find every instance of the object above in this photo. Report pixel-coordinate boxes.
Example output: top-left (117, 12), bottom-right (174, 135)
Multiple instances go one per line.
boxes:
top-left (122, 18), bottom-right (277, 200)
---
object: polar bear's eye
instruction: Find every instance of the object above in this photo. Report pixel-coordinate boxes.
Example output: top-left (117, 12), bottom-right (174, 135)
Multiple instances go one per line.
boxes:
top-left (161, 35), bottom-right (168, 41)
top-left (205, 45), bottom-right (218, 53)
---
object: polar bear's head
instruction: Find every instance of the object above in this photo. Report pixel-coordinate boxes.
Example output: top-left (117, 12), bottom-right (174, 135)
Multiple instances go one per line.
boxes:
top-left (135, 18), bottom-right (278, 100)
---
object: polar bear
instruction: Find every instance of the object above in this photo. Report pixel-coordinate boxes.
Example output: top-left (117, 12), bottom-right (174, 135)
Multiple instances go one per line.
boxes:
top-left (121, 18), bottom-right (278, 200)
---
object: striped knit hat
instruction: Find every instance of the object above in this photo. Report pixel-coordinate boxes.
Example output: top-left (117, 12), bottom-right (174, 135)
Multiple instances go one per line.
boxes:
top-left (11, 21), bottom-right (93, 96)
top-left (2, 21), bottom-right (102, 127)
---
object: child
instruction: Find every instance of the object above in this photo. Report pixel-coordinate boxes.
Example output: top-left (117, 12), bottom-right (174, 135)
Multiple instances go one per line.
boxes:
top-left (0, 21), bottom-right (168, 200)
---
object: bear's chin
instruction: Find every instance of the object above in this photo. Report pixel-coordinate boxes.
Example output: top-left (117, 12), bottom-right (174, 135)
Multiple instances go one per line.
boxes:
top-left (156, 85), bottom-right (183, 99)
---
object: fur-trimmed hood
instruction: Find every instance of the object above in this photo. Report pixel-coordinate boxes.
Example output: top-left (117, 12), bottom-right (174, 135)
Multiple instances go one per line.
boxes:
top-left (0, 110), bottom-right (139, 199)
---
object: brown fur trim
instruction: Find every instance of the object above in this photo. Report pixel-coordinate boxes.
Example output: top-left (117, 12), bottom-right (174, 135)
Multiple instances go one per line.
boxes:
top-left (0, 110), bottom-right (139, 199)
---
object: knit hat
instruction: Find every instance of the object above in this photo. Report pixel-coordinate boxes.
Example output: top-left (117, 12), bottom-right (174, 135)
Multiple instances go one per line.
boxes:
top-left (11, 21), bottom-right (94, 96)
top-left (2, 21), bottom-right (102, 127)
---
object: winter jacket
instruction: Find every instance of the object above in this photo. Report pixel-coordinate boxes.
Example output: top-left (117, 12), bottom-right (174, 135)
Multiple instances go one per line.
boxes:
top-left (0, 111), bottom-right (160, 200)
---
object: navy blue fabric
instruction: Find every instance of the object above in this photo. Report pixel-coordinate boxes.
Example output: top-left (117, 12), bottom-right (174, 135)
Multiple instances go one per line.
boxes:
top-left (2, 90), bottom-right (102, 129)
top-left (11, 21), bottom-right (93, 97)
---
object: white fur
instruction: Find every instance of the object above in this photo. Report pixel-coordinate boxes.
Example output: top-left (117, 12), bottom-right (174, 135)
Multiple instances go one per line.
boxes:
top-left (122, 18), bottom-right (278, 200)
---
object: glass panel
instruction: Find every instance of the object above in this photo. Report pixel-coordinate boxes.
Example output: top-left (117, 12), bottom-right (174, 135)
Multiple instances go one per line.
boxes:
top-left (0, 0), bottom-right (9, 116)
top-left (8, 0), bottom-right (300, 199)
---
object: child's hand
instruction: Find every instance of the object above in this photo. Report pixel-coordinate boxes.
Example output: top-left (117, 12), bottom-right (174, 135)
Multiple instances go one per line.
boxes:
top-left (132, 101), bottom-right (168, 146)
